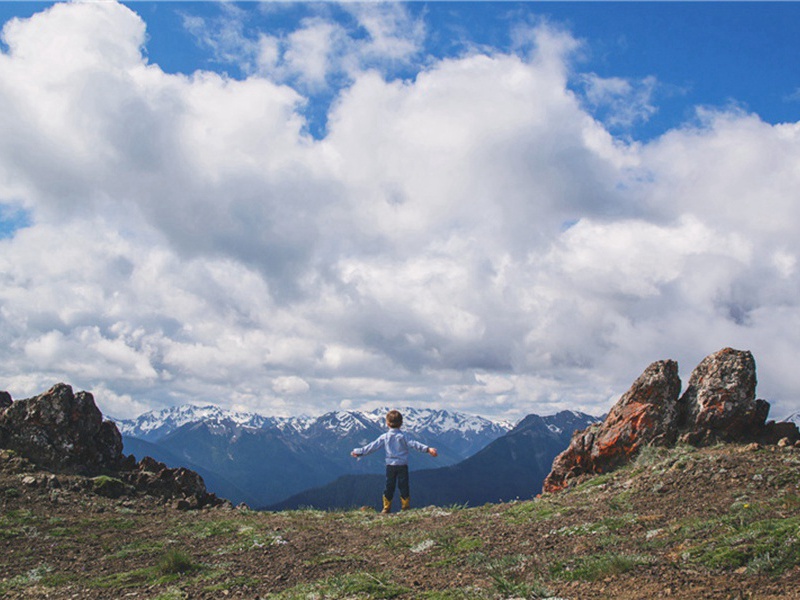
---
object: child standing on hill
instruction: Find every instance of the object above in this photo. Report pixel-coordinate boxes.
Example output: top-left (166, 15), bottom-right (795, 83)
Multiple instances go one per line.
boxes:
top-left (351, 410), bottom-right (438, 513)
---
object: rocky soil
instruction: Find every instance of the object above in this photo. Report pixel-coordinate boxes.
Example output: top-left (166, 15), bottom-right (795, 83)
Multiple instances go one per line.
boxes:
top-left (3, 441), bottom-right (800, 599)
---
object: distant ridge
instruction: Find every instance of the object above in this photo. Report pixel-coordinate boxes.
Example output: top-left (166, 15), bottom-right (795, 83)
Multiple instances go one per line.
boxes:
top-left (269, 410), bottom-right (600, 511)
top-left (114, 405), bottom-right (517, 508)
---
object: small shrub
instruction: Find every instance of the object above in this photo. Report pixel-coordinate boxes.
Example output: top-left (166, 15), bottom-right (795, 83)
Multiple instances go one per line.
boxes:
top-left (158, 549), bottom-right (200, 576)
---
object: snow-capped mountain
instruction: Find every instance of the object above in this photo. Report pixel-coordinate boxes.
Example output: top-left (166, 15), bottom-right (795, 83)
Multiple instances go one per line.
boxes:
top-left (114, 404), bottom-right (513, 444)
top-left (271, 410), bottom-right (601, 511)
top-left (114, 402), bottom-right (582, 509)
top-left (113, 404), bottom-right (275, 442)
top-left (364, 407), bottom-right (512, 436)
top-left (783, 413), bottom-right (800, 428)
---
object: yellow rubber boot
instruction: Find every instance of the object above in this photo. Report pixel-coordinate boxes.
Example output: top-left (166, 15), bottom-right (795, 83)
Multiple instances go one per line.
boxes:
top-left (382, 496), bottom-right (392, 514)
top-left (401, 497), bottom-right (411, 511)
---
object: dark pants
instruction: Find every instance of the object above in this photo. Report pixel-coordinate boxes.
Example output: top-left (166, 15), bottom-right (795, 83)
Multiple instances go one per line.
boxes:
top-left (384, 464), bottom-right (409, 500)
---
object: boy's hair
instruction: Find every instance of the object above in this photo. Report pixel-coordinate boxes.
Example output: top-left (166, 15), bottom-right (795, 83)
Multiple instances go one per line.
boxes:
top-left (386, 410), bottom-right (403, 428)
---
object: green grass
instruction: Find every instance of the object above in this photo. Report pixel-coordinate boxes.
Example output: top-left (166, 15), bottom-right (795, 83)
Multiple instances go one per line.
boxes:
top-left (685, 515), bottom-right (800, 575)
top-left (111, 539), bottom-right (167, 559)
top-left (503, 499), bottom-right (570, 524)
top-left (89, 549), bottom-right (203, 590)
top-left (574, 472), bottom-right (615, 490)
top-left (266, 571), bottom-right (409, 599)
top-left (202, 575), bottom-right (263, 592)
top-left (549, 552), bottom-right (652, 582)
top-left (428, 535), bottom-right (484, 567)
top-left (158, 549), bottom-right (202, 575)
top-left (0, 508), bottom-right (39, 539)
top-left (417, 589), bottom-right (489, 599)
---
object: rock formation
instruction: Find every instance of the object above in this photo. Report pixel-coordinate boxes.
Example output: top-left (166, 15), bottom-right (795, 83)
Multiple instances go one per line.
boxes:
top-left (0, 383), bottom-right (123, 475)
top-left (0, 383), bottom-right (225, 509)
top-left (543, 348), bottom-right (800, 493)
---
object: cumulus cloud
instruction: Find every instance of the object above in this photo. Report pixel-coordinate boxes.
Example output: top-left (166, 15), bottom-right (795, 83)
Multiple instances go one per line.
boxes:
top-left (578, 73), bottom-right (659, 129)
top-left (1, 2), bottom-right (799, 421)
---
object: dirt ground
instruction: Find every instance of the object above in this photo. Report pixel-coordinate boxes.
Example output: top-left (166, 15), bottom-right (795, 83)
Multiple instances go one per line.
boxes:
top-left (3, 443), bottom-right (800, 599)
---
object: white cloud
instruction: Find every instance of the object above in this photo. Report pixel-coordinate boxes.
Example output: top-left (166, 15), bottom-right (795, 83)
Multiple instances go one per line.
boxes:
top-left (1, 2), bottom-right (799, 423)
top-left (578, 73), bottom-right (658, 129)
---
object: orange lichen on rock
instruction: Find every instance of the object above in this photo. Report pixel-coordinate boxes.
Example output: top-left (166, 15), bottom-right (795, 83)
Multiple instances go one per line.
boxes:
top-left (543, 348), bottom-right (800, 494)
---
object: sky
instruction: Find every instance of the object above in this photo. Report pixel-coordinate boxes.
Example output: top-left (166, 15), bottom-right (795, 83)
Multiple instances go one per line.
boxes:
top-left (1, 1), bottom-right (800, 422)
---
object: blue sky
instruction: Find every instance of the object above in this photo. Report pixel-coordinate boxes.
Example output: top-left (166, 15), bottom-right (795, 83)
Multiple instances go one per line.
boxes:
top-left (1, 2), bottom-right (799, 422)
top-left (4, 2), bottom-right (797, 140)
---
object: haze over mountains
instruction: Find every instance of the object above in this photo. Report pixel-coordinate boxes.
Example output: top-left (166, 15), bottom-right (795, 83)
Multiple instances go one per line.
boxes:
top-left (271, 410), bottom-right (600, 511)
top-left (114, 406), bottom-right (521, 508)
top-left (114, 406), bottom-right (597, 509)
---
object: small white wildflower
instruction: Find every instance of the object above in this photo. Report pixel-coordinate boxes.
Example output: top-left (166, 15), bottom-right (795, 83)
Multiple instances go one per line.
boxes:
top-left (410, 539), bottom-right (435, 553)
top-left (646, 528), bottom-right (662, 540)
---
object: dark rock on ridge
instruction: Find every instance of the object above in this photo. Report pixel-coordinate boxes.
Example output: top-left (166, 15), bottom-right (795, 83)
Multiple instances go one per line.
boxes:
top-left (122, 455), bottom-right (223, 510)
top-left (0, 383), bottom-right (123, 475)
top-left (0, 383), bottom-right (226, 509)
top-left (544, 348), bottom-right (800, 493)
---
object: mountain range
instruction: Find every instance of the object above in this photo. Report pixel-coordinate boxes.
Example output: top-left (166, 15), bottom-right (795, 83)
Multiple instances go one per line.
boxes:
top-left (269, 410), bottom-right (598, 511)
top-left (113, 406), bottom-right (523, 508)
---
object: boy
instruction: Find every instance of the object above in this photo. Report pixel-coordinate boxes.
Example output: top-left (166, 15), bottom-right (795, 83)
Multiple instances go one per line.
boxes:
top-left (351, 409), bottom-right (438, 513)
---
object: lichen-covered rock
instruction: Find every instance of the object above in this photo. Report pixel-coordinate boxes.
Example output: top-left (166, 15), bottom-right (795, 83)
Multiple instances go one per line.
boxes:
top-left (544, 360), bottom-right (681, 493)
top-left (0, 384), bottom-right (123, 475)
top-left (544, 348), bottom-right (800, 494)
top-left (677, 348), bottom-right (767, 445)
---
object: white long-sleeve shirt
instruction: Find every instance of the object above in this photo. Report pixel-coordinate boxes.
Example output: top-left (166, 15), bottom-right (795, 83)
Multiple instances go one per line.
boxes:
top-left (352, 428), bottom-right (430, 466)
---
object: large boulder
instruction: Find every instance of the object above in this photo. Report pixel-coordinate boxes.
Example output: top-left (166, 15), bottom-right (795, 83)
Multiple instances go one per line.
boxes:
top-left (543, 360), bottom-right (681, 493)
top-left (677, 348), bottom-right (767, 445)
top-left (544, 348), bottom-right (800, 493)
top-left (0, 383), bottom-right (123, 475)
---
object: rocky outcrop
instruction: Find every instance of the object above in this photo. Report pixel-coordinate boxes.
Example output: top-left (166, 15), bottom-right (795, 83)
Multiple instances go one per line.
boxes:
top-left (122, 456), bottom-right (224, 510)
top-left (0, 383), bottom-right (226, 509)
top-left (0, 383), bottom-right (123, 475)
top-left (677, 348), bottom-right (765, 445)
top-left (543, 348), bottom-right (800, 493)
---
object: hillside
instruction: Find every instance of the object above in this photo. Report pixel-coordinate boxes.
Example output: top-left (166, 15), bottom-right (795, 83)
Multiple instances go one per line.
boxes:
top-left (3, 442), bottom-right (800, 598)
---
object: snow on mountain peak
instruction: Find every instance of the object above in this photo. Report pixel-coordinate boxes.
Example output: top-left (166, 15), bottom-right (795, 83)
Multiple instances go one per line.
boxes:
top-left (114, 403), bottom-right (271, 440)
top-left (116, 402), bottom-right (515, 444)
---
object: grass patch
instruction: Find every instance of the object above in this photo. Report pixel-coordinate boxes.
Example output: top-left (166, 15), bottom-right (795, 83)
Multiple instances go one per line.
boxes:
top-left (90, 549), bottom-right (202, 590)
top-left (484, 554), bottom-right (551, 599)
top-left (418, 589), bottom-right (489, 599)
top-left (503, 499), bottom-right (569, 524)
top-left (158, 549), bottom-right (202, 576)
top-left (112, 539), bottom-right (167, 559)
top-left (203, 575), bottom-right (262, 592)
top-left (685, 515), bottom-right (800, 575)
top-left (184, 518), bottom-right (242, 539)
top-left (268, 571), bottom-right (409, 599)
top-left (429, 535), bottom-right (484, 567)
top-left (574, 472), bottom-right (615, 490)
top-left (0, 509), bottom-right (39, 539)
top-left (549, 552), bottom-right (651, 582)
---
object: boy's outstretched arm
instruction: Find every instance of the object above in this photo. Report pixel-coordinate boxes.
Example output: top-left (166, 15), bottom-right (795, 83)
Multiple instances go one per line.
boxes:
top-left (351, 435), bottom-right (385, 458)
top-left (408, 439), bottom-right (437, 457)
